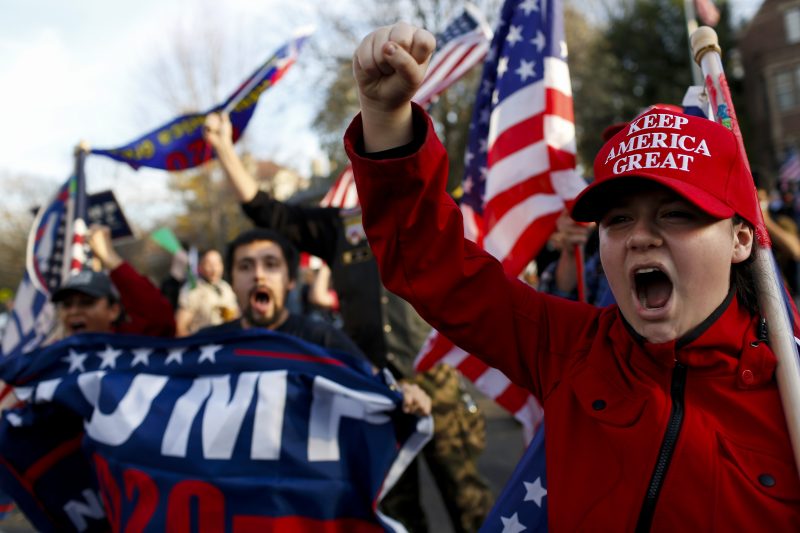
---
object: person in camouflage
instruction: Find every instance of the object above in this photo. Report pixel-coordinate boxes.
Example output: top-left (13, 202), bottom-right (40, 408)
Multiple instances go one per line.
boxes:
top-left (416, 364), bottom-right (492, 532)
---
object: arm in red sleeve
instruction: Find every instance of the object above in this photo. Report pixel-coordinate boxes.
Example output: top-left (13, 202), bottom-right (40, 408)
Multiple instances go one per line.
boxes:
top-left (344, 104), bottom-right (599, 399)
top-left (110, 262), bottom-right (176, 338)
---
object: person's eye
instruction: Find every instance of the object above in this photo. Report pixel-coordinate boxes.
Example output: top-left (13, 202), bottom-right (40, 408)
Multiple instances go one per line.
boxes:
top-left (662, 210), bottom-right (694, 220)
top-left (602, 213), bottom-right (630, 226)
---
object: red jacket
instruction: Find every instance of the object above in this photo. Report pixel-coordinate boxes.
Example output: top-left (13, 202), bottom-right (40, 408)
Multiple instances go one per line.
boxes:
top-left (345, 108), bottom-right (800, 531)
top-left (110, 262), bottom-right (175, 337)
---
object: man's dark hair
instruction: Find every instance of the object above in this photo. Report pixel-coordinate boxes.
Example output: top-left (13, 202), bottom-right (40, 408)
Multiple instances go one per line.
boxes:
top-left (225, 228), bottom-right (299, 281)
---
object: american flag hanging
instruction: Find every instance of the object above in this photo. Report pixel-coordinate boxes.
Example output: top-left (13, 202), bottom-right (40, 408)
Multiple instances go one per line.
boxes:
top-left (321, 3), bottom-right (493, 209)
top-left (415, 0), bottom-right (586, 440)
top-left (780, 148), bottom-right (800, 187)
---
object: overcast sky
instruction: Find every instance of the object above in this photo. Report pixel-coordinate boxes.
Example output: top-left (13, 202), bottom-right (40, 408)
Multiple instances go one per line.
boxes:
top-left (0, 0), bottom-right (332, 226)
top-left (0, 0), bottom-right (764, 228)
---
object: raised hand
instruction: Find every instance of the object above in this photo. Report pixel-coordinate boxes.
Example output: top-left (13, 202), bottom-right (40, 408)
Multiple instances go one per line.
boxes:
top-left (88, 224), bottom-right (123, 270)
top-left (203, 112), bottom-right (233, 151)
top-left (353, 22), bottom-right (435, 152)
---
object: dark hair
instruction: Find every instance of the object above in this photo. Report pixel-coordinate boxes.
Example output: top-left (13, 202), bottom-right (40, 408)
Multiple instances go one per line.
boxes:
top-left (199, 248), bottom-right (221, 260)
top-left (731, 215), bottom-right (758, 315)
top-left (225, 228), bottom-right (299, 282)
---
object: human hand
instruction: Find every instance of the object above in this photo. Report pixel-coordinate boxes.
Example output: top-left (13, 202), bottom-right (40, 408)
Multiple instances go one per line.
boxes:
top-left (203, 112), bottom-right (233, 151)
top-left (89, 225), bottom-right (123, 270)
top-left (554, 210), bottom-right (595, 253)
top-left (170, 249), bottom-right (189, 281)
top-left (399, 382), bottom-right (432, 416)
top-left (353, 22), bottom-right (434, 115)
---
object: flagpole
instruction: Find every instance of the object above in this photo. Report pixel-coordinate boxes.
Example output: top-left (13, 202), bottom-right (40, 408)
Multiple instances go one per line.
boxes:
top-left (691, 26), bottom-right (800, 478)
top-left (574, 245), bottom-right (587, 303)
top-left (61, 142), bottom-right (90, 279)
top-left (683, 0), bottom-right (704, 86)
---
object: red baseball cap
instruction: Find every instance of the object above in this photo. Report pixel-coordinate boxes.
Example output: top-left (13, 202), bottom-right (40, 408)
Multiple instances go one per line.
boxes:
top-left (571, 107), bottom-right (759, 227)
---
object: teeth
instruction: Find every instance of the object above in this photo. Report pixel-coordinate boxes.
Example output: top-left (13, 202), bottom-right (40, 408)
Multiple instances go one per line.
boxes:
top-left (635, 267), bottom-right (660, 274)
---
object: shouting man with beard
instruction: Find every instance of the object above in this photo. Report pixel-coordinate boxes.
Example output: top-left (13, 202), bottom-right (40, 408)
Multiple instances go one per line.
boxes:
top-left (199, 228), bottom-right (431, 416)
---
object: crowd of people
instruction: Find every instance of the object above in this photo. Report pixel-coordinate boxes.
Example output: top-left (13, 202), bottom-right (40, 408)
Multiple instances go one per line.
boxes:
top-left (1, 18), bottom-right (799, 532)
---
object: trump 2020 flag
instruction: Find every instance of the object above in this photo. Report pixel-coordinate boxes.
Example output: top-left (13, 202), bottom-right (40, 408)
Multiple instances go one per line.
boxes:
top-left (1, 155), bottom-right (90, 360)
top-left (91, 29), bottom-right (312, 171)
top-left (0, 329), bottom-right (431, 532)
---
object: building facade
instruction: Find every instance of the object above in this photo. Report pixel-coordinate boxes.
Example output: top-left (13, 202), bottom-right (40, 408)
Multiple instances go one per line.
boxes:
top-left (739, 0), bottom-right (800, 183)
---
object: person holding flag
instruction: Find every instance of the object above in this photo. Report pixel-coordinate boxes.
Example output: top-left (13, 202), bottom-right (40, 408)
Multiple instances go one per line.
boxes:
top-left (345, 21), bottom-right (800, 531)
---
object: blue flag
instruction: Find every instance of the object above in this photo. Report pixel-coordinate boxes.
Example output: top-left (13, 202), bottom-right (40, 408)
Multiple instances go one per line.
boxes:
top-left (90, 30), bottom-right (312, 171)
top-left (0, 329), bottom-right (431, 532)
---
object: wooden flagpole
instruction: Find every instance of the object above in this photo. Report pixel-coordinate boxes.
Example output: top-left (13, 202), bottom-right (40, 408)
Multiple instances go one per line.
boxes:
top-left (691, 26), bottom-right (800, 478)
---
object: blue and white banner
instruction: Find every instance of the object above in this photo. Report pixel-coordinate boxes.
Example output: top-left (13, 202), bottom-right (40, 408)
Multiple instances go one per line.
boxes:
top-left (90, 30), bottom-right (311, 171)
top-left (0, 329), bottom-right (431, 532)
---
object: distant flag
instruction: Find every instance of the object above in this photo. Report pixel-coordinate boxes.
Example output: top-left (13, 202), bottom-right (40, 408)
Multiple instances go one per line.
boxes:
top-left (320, 166), bottom-right (358, 209)
top-left (415, 0), bottom-right (585, 440)
top-left (780, 148), bottom-right (800, 187)
top-left (321, 4), bottom-right (492, 209)
top-left (413, 3), bottom-right (494, 107)
top-left (91, 29), bottom-right (313, 171)
top-left (681, 85), bottom-right (712, 118)
top-left (1, 151), bottom-right (91, 360)
top-left (149, 227), bottom-right (183, 255)
top-left (694, 0), bottom-right (720, 27)
top-left (0, 494), bottom-right (12, 521)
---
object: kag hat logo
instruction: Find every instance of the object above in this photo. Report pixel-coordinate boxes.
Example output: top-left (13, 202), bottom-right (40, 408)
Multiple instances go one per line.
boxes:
top-left (603, 113), bottom-right (711, 174)
top-left (571, 108), bottom-right (760, 228)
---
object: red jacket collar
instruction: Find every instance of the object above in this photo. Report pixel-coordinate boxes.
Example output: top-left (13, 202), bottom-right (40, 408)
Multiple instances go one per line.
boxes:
top-left (611, 291), bottom-right (776, 386)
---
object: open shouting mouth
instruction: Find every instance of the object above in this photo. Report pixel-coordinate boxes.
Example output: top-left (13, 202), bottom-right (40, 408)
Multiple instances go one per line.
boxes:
top-left (634, 267), bottom-right (673, 311)
top-left (250, 287), bottom-right (273, 316)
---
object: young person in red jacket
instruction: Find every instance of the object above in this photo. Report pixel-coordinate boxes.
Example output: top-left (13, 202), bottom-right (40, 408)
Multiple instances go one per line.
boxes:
top-left (53, 225), bottom-right (175, 338)
top-left (343, 22), bottom-right (800, 531)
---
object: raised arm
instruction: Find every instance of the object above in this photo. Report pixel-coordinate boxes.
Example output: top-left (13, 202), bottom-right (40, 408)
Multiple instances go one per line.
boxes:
top-left (203, 112), bottom-right (259, 203)
top-left (88, 226), bottom-right (176, 337)
top-left (347, 23), bottom-right (601, 398)
top-left (352, 22), bottom-right (435, 152)
top-left (88, 224), bottom-right (123, 271)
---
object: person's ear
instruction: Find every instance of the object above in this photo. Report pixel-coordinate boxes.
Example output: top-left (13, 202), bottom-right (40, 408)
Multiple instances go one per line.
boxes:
top-left (108, 301), bottom-right (123, 323)
top-left (731, 222), bottom-right (754, 264)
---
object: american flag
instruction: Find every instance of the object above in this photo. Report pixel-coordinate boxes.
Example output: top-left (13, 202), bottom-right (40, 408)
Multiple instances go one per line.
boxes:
top-left (780, 148), bottom-right (800, 186)
top-left (415, 0), bottom-right (585, 440)
top-left (479, 422), bottom-right (547, 532)
top-left (321, 3), bottom-right (493, 209)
